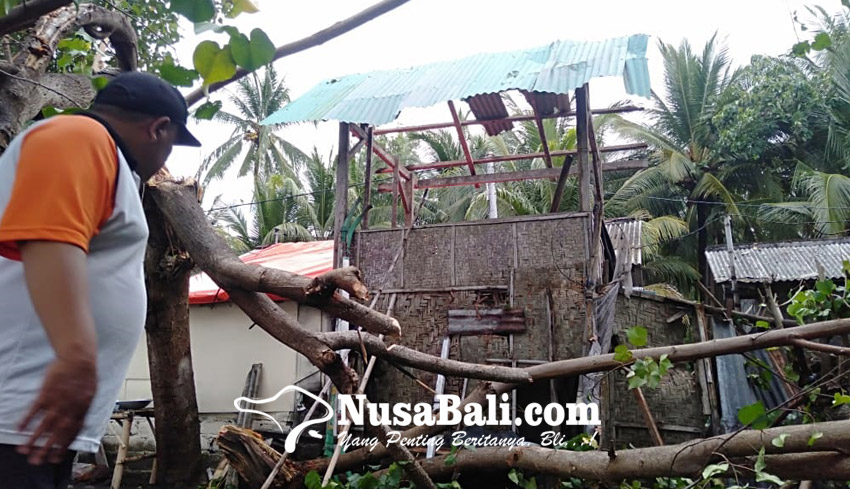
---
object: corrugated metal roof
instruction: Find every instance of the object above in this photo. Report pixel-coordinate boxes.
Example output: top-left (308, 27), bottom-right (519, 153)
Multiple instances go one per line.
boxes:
top-left (263, 35), bottom-right (650, 126)
top-left (706, 238), bottom-right (850, 284)
top-left (606, 219), bottom-right (642, 266)
top-left (189, 241), bottom-right (333, 305)
top-left (466, 93), bottom-right (513, 136)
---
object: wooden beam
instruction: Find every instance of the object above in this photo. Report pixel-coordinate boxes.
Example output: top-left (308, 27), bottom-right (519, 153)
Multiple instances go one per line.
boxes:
top-left (391, 158), bottom-right (399, 228)
top-left (333, 122), bottom-right (350, 268)
top-left (375, 143), bottom-right (647, 174)
top-left (550, 155), bottom-right (574, 212)
top-left (377, 159), bottom-right (648, 191)
top-left (404, 174), bottom-right (415, 228)
top-left (372, 105), bottom-right (644, 135)
top-left (362, 125), bottom-right (374, 230)
top-left (530, 98), bottom-right (555, 169)
top-left (448, 100), bottom-right (479, 188)
top-left (351, 124), bottom-right (410, 180)
top-left (576, 84), bottom-right (591, 212)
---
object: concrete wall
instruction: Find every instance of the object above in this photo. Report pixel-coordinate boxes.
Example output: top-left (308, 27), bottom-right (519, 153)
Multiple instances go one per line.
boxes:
top-left (114, 300), bottom-right (329, 451)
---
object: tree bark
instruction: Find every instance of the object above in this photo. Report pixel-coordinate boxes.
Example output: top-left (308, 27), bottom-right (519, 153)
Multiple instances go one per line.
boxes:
top-left (142, 188), bottom-right (203, 485)
top-left (697, 201), bottom-right (708, 284)
top-left (0, 4), bottom-right (136, 149)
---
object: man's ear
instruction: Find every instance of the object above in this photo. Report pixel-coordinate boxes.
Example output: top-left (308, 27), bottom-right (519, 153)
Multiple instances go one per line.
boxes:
top-left (148, 116), bottom-right (172, 141)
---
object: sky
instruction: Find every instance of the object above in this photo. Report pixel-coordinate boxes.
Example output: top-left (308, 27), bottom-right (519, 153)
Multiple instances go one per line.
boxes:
top-left (164, 0), bottom-right (844, 208)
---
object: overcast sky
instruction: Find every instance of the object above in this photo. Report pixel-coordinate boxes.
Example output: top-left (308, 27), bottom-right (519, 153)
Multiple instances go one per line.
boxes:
top-left (165, 0), bottom-right (844, 207)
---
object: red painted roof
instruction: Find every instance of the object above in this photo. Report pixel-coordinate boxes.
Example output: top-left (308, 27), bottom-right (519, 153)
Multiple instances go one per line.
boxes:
top-left (189, 240), bottom-right (334, 305)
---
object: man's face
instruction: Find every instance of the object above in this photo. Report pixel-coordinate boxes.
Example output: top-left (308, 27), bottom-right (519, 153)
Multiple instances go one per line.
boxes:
top-left (134, 117), bottom-right (179, 181)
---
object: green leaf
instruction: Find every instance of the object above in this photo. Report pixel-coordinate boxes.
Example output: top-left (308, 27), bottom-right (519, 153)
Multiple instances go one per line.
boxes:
top-left (524, 477), bottom-right (538, 489)
top-left (792, 41), bottom-right (811, 57)
top-left (445, 453), bottom-right (457, 467)
top-left (356, 473), bottom-right (378, 489)
top-left (304, 471), bottom-right (322, 489)
top-left (833, 392), bottom-right (850, 407)
top-left (193, 22), bottom-right (240, 37)
top-left (193, 41), bottom-right (237, 85)
top-left (627, 373), bottom-right (647, 390)
top-left (701, 463), bottom-right (728, 479)
top-left (754, 447), bottom-right (767, 474)
top-left (755, 320), bottom-right (770, 330)
top-left (227, 0), bottom-right (259, 17)
top-left (808, 431), bottom-right (823, 446)
top-left (755, 471), bottom-right (784, 486)
top-left (91, 76), bottom-right (109, 91)
top-left (812, 32), bottom-right (833, 51)
top-left (816, 279), bottom-right (837, 296)
top-left (169, 0), bottom-right (215, 22)
top-left (738, 401), bottom-right (768, 429)
top-left (228, 28), bottom-right (275, 71)
top-left (508, 469), bottom-right (520, 485)
top-left (626, 326), bottom-right (648, 347)
top-left (57, 37), bottom-right (90, 52)
top-left (614, 344), bottom-right (633, 363)
top-left (771, 433), bottom-right (789, 448)
top-left (159, 62), bottom-right (200, 87)
top-left (0, 0), bottom-right (20, 17)
top-left (195, 100), bottom-right (222, 120)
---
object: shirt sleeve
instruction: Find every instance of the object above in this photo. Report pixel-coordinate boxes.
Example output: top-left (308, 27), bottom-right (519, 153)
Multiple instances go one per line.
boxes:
top-left (0, 116), bottom-right (118, 260)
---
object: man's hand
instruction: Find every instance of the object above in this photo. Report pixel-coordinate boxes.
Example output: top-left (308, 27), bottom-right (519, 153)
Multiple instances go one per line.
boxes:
top-left (17, 241), bottom-right (98, 465)
top-left (17, 357), bottom-right (96, 464)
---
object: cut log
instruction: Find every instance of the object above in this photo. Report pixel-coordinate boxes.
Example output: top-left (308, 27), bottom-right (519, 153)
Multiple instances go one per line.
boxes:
top-left (306, 266), bottom-right (370, 302)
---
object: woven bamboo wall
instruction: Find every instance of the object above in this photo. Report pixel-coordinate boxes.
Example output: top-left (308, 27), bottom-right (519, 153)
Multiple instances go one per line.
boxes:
top-left (354, 214), bottom-right (589, 407)
top-left (352, 214), bottom-right (707, 446)
top-left (610, 294), bottom-right (709, 447)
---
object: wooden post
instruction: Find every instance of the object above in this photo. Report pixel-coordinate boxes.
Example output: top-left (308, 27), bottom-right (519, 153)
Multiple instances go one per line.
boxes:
top-left (404, 173), bottom-right (415, 228)
top-left (334, 122), bottom-right (350, 269)
top-left (575, 84), bottom-right (591, 213)
top-left (363, 125), bottom-right (374, 230)
top-left (391, 158), bottom-right (400, 229)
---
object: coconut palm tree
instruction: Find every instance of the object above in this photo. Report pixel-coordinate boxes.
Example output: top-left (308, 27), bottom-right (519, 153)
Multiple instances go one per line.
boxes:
top-left (209, 175), bottom-right (313, 252)
top-left (608, 34), bottom-right (742, 281)
top-left (197, 65), bottom-right (308, 185)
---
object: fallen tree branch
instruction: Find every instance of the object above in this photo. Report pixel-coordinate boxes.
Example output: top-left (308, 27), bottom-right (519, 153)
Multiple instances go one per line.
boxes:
top-left (323, 318), bottom-right (850, 473)
top-left (324, 332), bottom-right (532, 383)
top-left (148, 179), bottom-right (400, 338)
top-left (791, 337), bottom-right (850, 356)
top-left (184, 0), bottom-right (412, 106)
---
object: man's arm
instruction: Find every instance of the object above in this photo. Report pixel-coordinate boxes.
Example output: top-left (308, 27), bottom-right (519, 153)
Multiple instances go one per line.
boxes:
top-left (17, 241), bottom-right (97, 465)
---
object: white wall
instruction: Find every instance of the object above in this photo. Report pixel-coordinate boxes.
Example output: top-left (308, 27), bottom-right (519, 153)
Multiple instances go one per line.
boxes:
top-left (122, 300), bottom-right (328, 416)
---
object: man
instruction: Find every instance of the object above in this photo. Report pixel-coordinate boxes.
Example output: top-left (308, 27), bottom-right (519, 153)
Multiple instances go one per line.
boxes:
top-left (0, 71), bottom-right (201, 488)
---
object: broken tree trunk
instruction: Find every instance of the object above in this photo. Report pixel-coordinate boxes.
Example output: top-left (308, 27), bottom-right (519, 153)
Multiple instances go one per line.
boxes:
top-left (142, 186), bottom-right (203, 485)
top-left (217, 426), bottom-right (300, 489)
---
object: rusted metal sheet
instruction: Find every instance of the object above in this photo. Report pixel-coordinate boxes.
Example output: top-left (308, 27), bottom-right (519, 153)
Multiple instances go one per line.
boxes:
top-left (465, 92), bottom-right (513, 136)
top-left (447, 308), bottom-right (526, 336)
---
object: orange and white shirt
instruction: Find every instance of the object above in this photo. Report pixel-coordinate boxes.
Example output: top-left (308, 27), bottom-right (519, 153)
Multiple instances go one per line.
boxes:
top-left (0, 115), bottom-right (149, 453)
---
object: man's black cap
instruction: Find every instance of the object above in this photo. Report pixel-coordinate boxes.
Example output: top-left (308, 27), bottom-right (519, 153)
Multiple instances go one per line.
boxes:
top-left (94, 72), bottom-right (202, 147)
